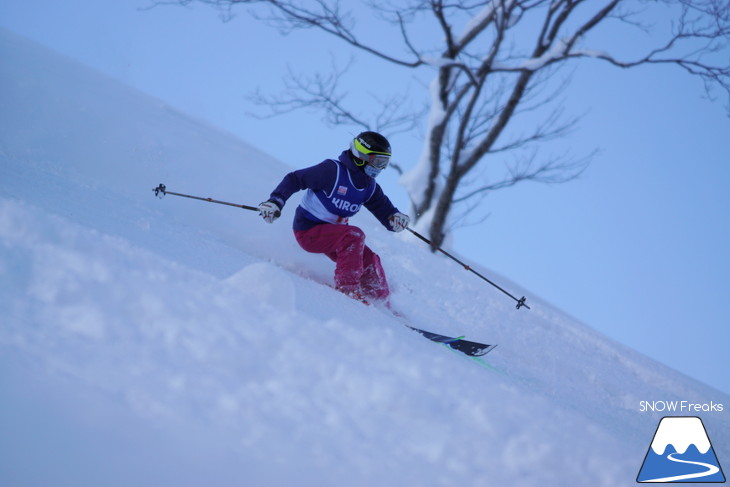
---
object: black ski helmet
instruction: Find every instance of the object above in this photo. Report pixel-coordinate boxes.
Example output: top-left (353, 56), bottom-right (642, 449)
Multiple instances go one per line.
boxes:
top-left (350, 131), bottom-right (391, 178)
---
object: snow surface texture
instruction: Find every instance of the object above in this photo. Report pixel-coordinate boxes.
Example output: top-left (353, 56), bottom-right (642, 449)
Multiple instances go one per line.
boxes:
top-left (1, 28), bottom-right (728, 487)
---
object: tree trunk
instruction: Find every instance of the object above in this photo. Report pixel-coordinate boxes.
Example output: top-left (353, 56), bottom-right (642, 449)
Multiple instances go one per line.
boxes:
top-left (428, 169), bottom-right (461, 250)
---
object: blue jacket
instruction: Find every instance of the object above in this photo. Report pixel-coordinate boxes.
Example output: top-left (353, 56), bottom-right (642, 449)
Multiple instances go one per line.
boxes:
top-left (269, 150), bottom-right (400, 231)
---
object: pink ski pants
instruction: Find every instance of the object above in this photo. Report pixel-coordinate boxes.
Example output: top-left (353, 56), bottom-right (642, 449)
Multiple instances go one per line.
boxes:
top-left (294, 224), bottom-right (390, 300)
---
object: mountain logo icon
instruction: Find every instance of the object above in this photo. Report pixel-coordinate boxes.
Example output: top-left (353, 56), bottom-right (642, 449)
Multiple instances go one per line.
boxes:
top-left (637, 416), bottom-right (726, 483)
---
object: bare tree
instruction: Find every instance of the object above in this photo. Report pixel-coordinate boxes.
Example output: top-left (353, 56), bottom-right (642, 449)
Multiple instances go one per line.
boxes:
top-left (151, 0), bottom-right (730, 249)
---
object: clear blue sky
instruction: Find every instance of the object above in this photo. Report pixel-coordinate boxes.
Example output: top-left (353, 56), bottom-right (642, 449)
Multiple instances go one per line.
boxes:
top-left (2, 0), bottom-right (728, 395)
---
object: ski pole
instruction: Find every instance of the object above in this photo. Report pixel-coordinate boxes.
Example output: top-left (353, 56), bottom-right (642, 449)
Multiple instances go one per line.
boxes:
top-left (152, 183), bottom-right (280, 217)
top-left (152, 184), bottom-right (524, 308)
top-left (406, 227), bottom-right (530, 310)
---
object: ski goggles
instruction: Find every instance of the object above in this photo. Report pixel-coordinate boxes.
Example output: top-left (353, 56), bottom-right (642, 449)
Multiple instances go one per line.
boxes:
top-left (351, 138), bottom-right (390, 177)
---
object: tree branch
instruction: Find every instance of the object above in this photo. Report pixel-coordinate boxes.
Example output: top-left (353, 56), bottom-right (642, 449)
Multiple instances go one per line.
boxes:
top-left (151, 0), bottom-right (730, 247)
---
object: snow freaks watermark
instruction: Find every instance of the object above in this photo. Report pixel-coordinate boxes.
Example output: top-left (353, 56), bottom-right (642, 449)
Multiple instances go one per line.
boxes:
top-left (636, 416), bottom-right (726, 483)
top-left (639, 401), bottom-right (724, 413)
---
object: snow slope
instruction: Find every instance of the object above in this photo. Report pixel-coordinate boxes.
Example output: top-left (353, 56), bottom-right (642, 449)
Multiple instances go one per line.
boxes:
top-left (1, 28), bottom-right (728, 486)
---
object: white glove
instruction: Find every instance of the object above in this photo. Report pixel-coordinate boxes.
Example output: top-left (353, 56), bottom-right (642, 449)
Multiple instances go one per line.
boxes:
top-left (389, 212), bottom-right (410, 232)
top-left (258, 200), bottom-right (281, 223)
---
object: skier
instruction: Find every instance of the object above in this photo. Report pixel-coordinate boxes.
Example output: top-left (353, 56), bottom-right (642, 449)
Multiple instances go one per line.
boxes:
top-left (258, 131), bottom-right (410, 304)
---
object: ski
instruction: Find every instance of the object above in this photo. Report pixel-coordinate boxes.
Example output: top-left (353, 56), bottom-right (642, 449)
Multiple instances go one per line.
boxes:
top-left (328, 282), bottom-right (497, 357)
top-left (403, 324), bottom-right (497, 357)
